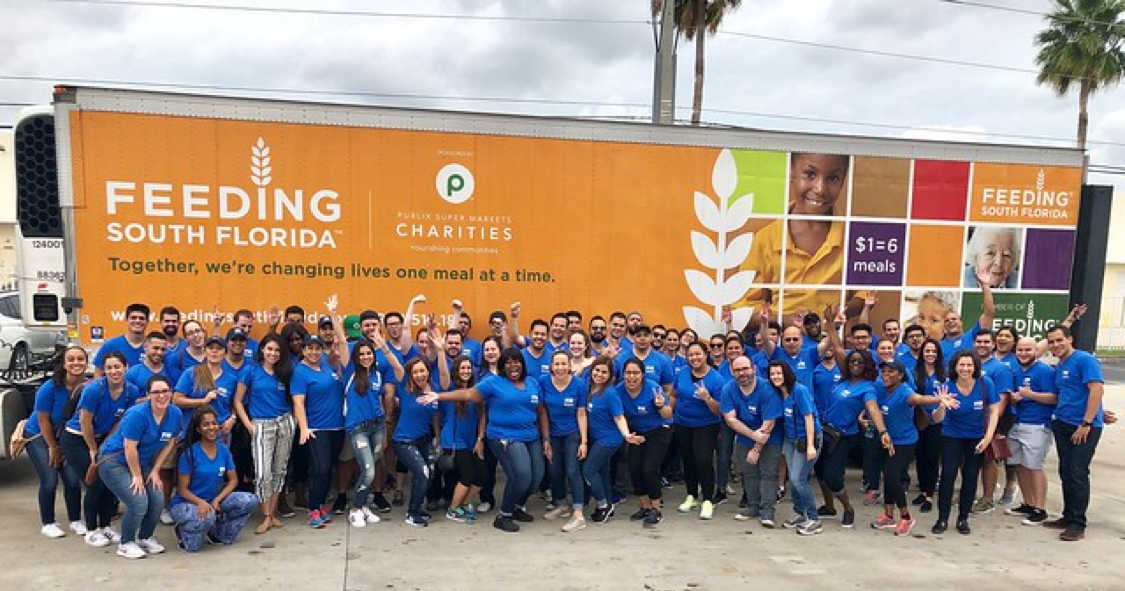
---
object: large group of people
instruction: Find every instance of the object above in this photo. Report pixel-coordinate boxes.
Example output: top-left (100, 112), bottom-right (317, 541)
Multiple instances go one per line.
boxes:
top-left (19, 282), bottom-right (1111, 559)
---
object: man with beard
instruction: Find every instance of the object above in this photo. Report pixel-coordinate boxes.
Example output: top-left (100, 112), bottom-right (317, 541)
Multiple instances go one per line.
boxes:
top-left (451, 301), bottom-right (482, 368)
top-left (610, 312), bottom-right (633, 355)
top-left (124, 331), bottom-right (169, 392)
top-left (159, 306), bottom-right (184, 360)
top-left (589, 316), bottom-right (611, 355)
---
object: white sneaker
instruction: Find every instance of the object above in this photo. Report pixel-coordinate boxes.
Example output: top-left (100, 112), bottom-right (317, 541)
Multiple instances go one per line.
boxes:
top-left (116, 542), bottom-right (146, 559)
top-left (476, 501), bottom-right (492, 514)
top-left (102, 527), bottom-right (122, 543)
top-left (69, 521), bottom-right (88, 536)
top-left (699, 500), bottom-right (715, 520)
top-left (360, 506), bottom-right (381, 524)
top-left (40, 523), bottom-right (66, 538)
top-left (137, 538), bottom-right (165, 555)
top-left (159, 509), bottom-right (174, 526)
top-left (85, 530), bottom-right (111, 548)
top-left (348, 509), bottom-right (367, 528)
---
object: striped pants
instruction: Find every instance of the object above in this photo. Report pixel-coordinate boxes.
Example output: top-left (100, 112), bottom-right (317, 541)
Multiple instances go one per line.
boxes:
top-left (252, 414), bottom-right (295, 503)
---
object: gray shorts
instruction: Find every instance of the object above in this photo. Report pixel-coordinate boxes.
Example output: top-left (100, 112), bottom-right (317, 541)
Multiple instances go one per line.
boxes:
top-left (1006, 422), bottom-right (1053, 470)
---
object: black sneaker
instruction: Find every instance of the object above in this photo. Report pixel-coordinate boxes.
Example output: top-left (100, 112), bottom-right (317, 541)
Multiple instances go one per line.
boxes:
top-left (738, 495), bottom-right (747, 509)
top-left (956, 519), bottom-right (971, 535)
top-left (512, 507), bottom-right (534, 523)
top-left (392, 490), bottom-right (404, 507)
top-left (776, 487), bottom-right (786, 502)
top-left (931, 519), bottom-right (948, 534)
top-left (591, 506), bottom-right (614, 524)
top-left (205, 530), bottom-right (222, 545)
top-left (911, 493), bottom-right (927, 506)
top-left (1022, 509), bottom-right (1048, 526)
top-left (643, 510), bottom-right (664, 528)
top-left (816, 505), bottom-right (838, 519)
top-left (332, 494), bottom-right (348, 515)
top-left (1005, 503), bottom-right (1034, 516)
top-left (493, 514), bottom-right (520, 533)
top-left (277, 495), bottom-right (296, 518)
top-left (841, 508), bottom-right (855, 528)
top-left (371, 492), bottom-right (392, 514)
top-left (920, 499), bottom-right (933, 513)
top-left (630, 508), bottom-right (650, 522)
top-left (713, 491), bottom-right (728, 506)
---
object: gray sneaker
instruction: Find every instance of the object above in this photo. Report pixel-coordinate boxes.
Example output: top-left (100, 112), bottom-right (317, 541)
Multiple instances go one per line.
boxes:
top-left (971, 498), bottom-right (995, 514)
top-left (998, 489), bottom-right (1017, 506)
top-left (734, 508), bottom-right (758, 521)
top-left (759, 517), bottom-right (776, 529)
top-left (797, 519), bottom-right (824, 536)
top-left (782, 514), bottom-right (807, 529)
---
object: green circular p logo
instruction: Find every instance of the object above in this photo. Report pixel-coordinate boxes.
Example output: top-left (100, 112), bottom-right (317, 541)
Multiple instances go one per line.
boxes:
top-left (436, 164), bottom-right (475, 205)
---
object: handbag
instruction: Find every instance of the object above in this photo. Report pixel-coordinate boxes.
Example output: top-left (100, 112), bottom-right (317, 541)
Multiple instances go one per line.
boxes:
top-left (821, 423), bottom-right (843, 455)
top-left (8, 419), bottom-right (40, 458)
top-left (986, 436), bottom-right (1012, 461)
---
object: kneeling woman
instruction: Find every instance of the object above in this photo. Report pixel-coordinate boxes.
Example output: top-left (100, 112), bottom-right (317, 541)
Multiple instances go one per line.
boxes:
top-left (170, 405), bottom-right (259, 551)
top-left (418, 348), bottom-right (545, 533)
top-left (98, 376), bottom-right (184, 559)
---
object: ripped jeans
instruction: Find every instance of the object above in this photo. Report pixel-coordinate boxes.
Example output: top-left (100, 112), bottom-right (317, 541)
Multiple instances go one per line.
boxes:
top-left (391, 437), bottom-right (433, 518)
top-left (348, 420), bottom-right (387, 509)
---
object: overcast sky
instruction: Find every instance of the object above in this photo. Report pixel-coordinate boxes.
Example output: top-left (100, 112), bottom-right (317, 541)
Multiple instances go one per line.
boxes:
top-left (2, 0), bottom-right (1123, 193)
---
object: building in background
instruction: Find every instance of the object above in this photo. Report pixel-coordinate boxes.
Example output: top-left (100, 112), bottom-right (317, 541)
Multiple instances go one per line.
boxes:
top-left (1100, 192), bottom-right (1125, 352)
top-left (0, 130), bottom-right (19, 288)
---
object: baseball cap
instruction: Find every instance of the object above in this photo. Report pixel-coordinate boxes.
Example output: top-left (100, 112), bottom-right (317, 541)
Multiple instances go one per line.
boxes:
top-left (318, 316), bottom-right (333, 329)
top-left (880, 360), bottom-right (907, 375)
top-left (344, 314), bottom-right (362, 339)
top-left (304, 335), bottom-right (326, 347)
top-left (205, 335), bottom-right (227, 349)
top-left (226, 328), bottom-right (248, 341)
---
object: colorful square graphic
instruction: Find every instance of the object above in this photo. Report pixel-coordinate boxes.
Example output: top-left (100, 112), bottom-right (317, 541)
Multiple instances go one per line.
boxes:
top-left (1021, 229), bottom-right (1076, 290)
top-left (851, 157), bottom-right (910, 218)
top-left (906, 224), bottom-right (963, 287)
top-left (847, 221), bottom-right (906, 286)
top-left (969, 164), bottom-right (1081, 227)
top-left (731, 149), bottom-right (788, 214)
top-left (911, 160), bottom-right (970, 221)
top-left (961, 292), bottom-right (1070, 339)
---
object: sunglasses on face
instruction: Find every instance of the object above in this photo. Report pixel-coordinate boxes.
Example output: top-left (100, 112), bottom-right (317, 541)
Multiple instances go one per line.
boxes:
top-left (653, 333), bottom-right (667, 339)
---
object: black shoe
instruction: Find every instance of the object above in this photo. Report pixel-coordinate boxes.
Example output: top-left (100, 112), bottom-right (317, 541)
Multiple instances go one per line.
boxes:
top-left (591, 506), bottom-right (614, 524)
top-left (418, 509), bottom-right (433, 519)
top-left (816, 505), bottom-right (838, 519)
top-left (776, 487), bottom-right (786, 502)
top-left (956, 519), bottom-right (971, 535)
top-left (1022, 509), bottom-right (1048, 526)
top-left (1005, 503), bottom-right (1034, 516)
top-left (371, 492), bottom-right (392, 514)
top-left (931, 519), bottom-right (947, 534)
top-left (277, 495), bottom-right (296, 518)
top-left (392, 490), bottom-right (404, 507)
top-left (911, 493), bottom-right (926, 506)
top-left (920, 499), bottom-right (933, 513)
top-left (738, 496), bottom-right (747, 509)
top-left (1043, 517), bottom-right (1070, 530)
top-left (643, 510), bottom-right (664, 527)
top-left (493, 515), bottom-right (519, 533)
top-left (713, 491), bottom-right (728, 506)
top-left (512, 507), bottom-right (534, 523)
top-left (205, 530), bottom-right (222, 545)
top-left (332, 494), bottom-right (348, 515)
top-left (630, 508), bottom-right (650, 522)
top-left (841, 508), bottom-right (855, 528)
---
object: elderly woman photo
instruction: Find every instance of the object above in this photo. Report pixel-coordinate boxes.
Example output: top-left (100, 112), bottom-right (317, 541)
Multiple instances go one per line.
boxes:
top-left (962, 227), bottom-right (1021, 289)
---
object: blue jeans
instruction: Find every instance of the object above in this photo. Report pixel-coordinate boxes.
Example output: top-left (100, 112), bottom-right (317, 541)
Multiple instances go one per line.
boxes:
top-left (307, 429), bottom-right (344, 511)
top-left (98, 459), bottom-right (162, 543)
top-left (391, 437), bottom-right (433, 517)
top-left (349, 421), bottom-right (386, 508)
top-left (487, 438), bottom-right (544, 515)
top-left (26, 436), bottom-right (82, 525)
top-left (783, 436), bottom-right (821, 521)
top-left (170, 492), bottom-right (259, 552)
top-left (582, 442), bottom-right (620, 506)
top-left (716, 422), bottom-right (735, 492)
top-left (549, 432), bottom-right (584, 509)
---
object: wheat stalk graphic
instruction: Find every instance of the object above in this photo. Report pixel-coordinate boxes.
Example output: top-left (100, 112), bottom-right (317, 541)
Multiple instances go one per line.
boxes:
top-left (682, 149), bottom-right (757, 337)
top-left (251, 137), bottom-right (272, 187)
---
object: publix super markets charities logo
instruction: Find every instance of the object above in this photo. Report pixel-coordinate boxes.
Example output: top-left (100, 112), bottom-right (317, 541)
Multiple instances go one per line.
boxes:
top-left (104, 137), bottom-right (342, 248)
top-left (394, 158), bottom-right (513, 252)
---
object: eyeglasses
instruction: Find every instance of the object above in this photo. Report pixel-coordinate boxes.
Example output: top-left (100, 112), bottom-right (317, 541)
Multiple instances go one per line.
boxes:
top-left (783, 337), bottom-right (802, 342)
top-left (710, 343), bottom-right (723, 349)
top-left (653, 333), bottom-right (667, 339)
top-left (149, 388), bottom-right (172, 395)
top-left (591, 326), bottom-right (606, 331)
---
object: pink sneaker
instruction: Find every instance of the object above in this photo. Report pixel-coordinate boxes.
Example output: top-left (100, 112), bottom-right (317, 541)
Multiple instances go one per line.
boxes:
top-left (871, 513), bottom-right (896, 530)
top-left (895, 516), bottom-right (917, 536)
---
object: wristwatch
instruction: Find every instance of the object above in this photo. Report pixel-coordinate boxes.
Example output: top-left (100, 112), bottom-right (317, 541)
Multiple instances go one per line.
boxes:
top-left (1080, 420), bottom-right (1093, 428)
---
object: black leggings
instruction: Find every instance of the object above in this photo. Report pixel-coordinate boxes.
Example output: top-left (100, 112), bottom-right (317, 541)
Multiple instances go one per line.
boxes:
top-left (454, 449), bottom-right (485, 488)
top-left (937, 436), bottom-right (983, 521)
top-left (915, 423), bottom-right (942, 496)
top-left (674, 422), bottom-right (720, 502)
top-left (882, 443), bottom-right (916, 510)
top-left (817, 433), bottom-right (859, 495)
top-left (629, 426), bottom-right (673, 500)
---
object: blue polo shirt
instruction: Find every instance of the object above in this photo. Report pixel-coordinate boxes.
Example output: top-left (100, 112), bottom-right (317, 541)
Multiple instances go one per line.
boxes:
top-left (672, 368), bottom-right (725, 427)
top-left (93, 335), bottom-right (145, 368)
top-left (240, 364), bottom-right (290, 421)
top-left (477, 377), bottom-right (541, 442)
top-left (866, 382), bottom-right (918, 445)
top-left (940, 377), bottom-right (999, 439)
top-left (824, 379), bottom-right (875, 436)
top-left (290, 362), bottom-right (345, 431)
top-left (781, 383), bottom-right (820, 441)
top-left (940, 322), bottom-right (981, 362)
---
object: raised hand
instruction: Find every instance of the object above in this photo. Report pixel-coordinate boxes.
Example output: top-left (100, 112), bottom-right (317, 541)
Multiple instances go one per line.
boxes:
top-left (864, 291), bottom-right (878, 309)
top-left (411, 294), bottom-right (427, 306)
top-left (325, 294), bottom-right (338, 314)
top-left (510, 301), bottom-right (522, 319)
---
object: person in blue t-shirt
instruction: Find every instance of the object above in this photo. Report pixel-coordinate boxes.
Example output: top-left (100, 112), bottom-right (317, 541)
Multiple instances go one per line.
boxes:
top-left (617, 358), bottom-right (674, 528)
top-left (1007, 337), bottom-right (1058, 525)
top-left (442, 356), bottom-right (486, 524)
top-left (864, 361), bottom-right (949, 537)
top-left (930, 350), bottom-right (1000, 536)
top-left (26, 345), bottom-right (90, 540)
top-left (291, 333), bottom-right (347, 529)
top-left (1045, 325), bottom-right (1106, 540)
top-left (721, 356), bottom-right (783, 527)
top-left (763, 326), bottom-right (830, 392)
top-left (170, 405), bottom-right (259, 552)
top-left (174, 337), bottom-right (240, 436)
top-left (578, 356), bottom-right (640, 527)
top-left (567, 330), bottom-right (596, 376)
top-left (97, 375), bottom-right (183, 559)
top-left (519, 319), bottom-right (552, 379)
top-left (165, 319), bottom-right (207, 388)
top-left (418, 348), bottom-right (546, 534)
top-left (975, 329), bottom-right (1018, 514)
top-left (940, 273), bottom-right (995, 360)
top-left (389, 341), bottom-right (448, 528)
top-left (769, 360), bottom-right (823, 536)
top-left (59, 351), bottom-right (141, 546)
top-left (539, 351), bottom-right (589, 530)
top-left (93, 302), bottom-right (150, 377)
top-left (672, 342), bottom-right (726, 520)
top-left (125, 332), bottom-right (169, 394)
top-left (233, 333), bottom-right (293, 534)
top-left (813, 348), bottom-right (876, 528)
top-left (910, 338), bottom-right (947, 513)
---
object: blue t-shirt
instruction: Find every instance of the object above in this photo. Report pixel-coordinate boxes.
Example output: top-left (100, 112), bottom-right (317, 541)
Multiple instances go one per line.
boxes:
top-left (392, 389), bottom-right (439, 442)
top-left (981, 357), bottom-right (1015, 394)
top-left (867, 382), bottom-right (918, 445)
top-left (240, 365), bottom-right (290, 421)
top-left (670, 354), bottom-right (688, 377)
top-left (716, 360), bottom-right (733, 381)
top-left (26, 380), bottom-right (76, 437)
top-left (171, 441), bottom-right (235, 507)
top-left (615, 379), bottom-right (671, 434)
top-left (125, 363), bottom-right (167, 394)
top-left (615, 350), bottom-right (675, 387)
top-left (462, 337), bottom-right (483, 369)
top-left (101, 401), bottom-right (184, 468)
top-left (1053, 350), bottom-right (1105, 427)
top-left (477, 377), bottom-right (541, 442)
top-left (538, 374), bottom-right (587, 437)
top-left (719, 377), bottom-right (783, 446)
top-left (771, 347), bottom-right (820, 391)
top-left (586, 389), bottom-right (625, 447)
top-left (940, 377), bottom-right (999, 439)
top-left (812, 363), bottom-right (842, 418)
top-left (244, 337), bottom-right (259, 360)
top-left (343, 359), bottom-right (393, 430)
top-left (672, 368), bottom-right (725, 427)
top-left (824, 379), bottom-right (875, 436)
top-left (940, 322), bottom-right (981, 362)
top-left (1014, 361), bottom-right (1057, 426)
top-left (166, 347), bottom-right (203, 389)
top-left (521, 348), bottom-right (551, 380)
top-left (290, 362), bottom-right (345, 431)
top-left (222, 358), bottom-right (253, 383)
top-left (750, 350), bottom-right (770, 377)
top-left (94, 335), bottom-right (145, 368)
top-left (440, 401), bottom-right (479, 450)
top-left (174, 366), bottom-right (240, 425)
top-left (781, 383), bottom-right (821, 441)
top-left (897, 347), bottom-right (920, 375)
top-left (64, 378), bottom-right (140, 436)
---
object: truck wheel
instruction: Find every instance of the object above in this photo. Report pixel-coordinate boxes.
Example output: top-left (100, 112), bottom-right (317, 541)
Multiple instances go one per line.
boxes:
top-left (8, 344), bottom-right (28, 374)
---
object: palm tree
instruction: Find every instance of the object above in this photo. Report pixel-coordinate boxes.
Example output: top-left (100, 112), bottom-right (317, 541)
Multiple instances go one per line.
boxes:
top-left (652, 0), bottom-right (744, 126)
top-left (1034, 0), bottom-right (1125, 151)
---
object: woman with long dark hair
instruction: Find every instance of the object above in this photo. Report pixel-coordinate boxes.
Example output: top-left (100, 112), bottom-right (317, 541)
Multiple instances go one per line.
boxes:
top-left (618, 357), bottom-right (674, 527)
top-left (388, 351), bottom-right (448, 527)
top-left (475, 335), bottom-right (505, 514)
top-left (442, 356), bottom-right (486, 523)
top-left (170, 404), bottom-right (259, 551)
top-left (769, 361), bottom-right (823, 536)
top-left (911, 338), bottom-right (946, 513)
top-left (673, 341), bottom-right (726, 520)
top-left (579, 356), bottom-right (640, 526)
